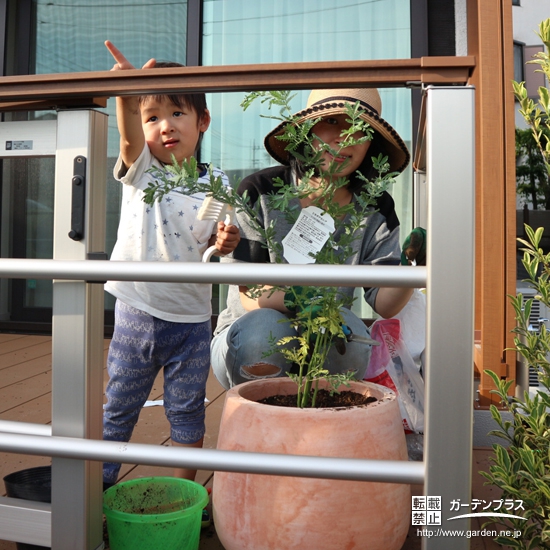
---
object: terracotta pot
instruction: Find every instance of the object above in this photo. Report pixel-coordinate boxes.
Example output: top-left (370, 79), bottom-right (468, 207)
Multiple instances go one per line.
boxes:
top-left (213, 378), bottom-right (410, 550)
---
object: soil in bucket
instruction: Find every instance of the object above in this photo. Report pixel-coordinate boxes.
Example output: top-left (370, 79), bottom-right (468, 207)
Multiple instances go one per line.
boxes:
top-left (103, 476), bottom-right (208, 550)
top-left (3, 465), bottom-right (51, 550)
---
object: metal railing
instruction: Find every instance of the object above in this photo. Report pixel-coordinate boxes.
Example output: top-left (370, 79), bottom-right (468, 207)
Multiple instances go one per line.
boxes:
top-left (0, 63), bottom-right (475, 550)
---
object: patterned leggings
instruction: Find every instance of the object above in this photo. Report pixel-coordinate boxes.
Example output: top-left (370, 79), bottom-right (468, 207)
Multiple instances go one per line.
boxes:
top-left (103, 300), bottom-right (211, 484)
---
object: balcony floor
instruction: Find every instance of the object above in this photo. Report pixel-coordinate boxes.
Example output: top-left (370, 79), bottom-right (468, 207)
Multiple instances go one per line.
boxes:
top-left (0, 333), bottom-right (502, 549)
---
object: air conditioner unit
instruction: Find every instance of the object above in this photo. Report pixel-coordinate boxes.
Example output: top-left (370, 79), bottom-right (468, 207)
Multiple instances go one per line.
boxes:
top-left (516, 283), bottom-right (550, 393)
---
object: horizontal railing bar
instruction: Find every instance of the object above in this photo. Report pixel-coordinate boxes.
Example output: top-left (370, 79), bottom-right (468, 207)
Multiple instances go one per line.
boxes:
top-left (0, 430), bottom-right (424, 485)
top-left (0, 57), bottom-right (474, 108)
top-left (0, 258), bottom-right (426, 287)
top-left (0, 421), bottom-right (51, 437)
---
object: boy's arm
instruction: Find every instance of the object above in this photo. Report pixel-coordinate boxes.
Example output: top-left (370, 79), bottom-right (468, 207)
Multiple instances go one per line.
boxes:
top-left (105, 40), bottom-right (156, 169)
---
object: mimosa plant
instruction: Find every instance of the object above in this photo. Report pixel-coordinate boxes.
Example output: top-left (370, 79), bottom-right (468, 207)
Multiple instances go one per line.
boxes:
top-left (142, 91), bottom-right (398, 408)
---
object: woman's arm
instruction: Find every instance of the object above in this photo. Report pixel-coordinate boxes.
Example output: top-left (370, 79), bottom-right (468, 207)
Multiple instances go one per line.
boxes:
top-left (374, 227), bottom-right (426, 317)
top-left (239, 286), bottom-right (290, 312)
top-left (374, 287), bottom-right (414, 319)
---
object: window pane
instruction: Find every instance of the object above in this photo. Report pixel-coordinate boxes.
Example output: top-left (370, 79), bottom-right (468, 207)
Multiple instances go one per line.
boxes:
top-left (7, 158), bottom-right (55, 308)
top-left (33, 0), bottom-right (187, 74)
top-left (203, 0), bottom-right (410, 65)
top-left (202, 0), bottom-right (413, 318)
top-left (202, 0), bottom-right (412, 225)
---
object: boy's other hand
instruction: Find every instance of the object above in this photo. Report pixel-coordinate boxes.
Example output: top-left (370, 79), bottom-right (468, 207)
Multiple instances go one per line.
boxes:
top-left (105, 40), bottom-right (156, 71)
top-left (214, 221), bottom-right (240, 256)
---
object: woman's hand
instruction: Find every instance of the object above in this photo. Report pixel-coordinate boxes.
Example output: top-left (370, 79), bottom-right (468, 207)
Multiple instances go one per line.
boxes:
top-left (401, 227), bottom-right (426, 266)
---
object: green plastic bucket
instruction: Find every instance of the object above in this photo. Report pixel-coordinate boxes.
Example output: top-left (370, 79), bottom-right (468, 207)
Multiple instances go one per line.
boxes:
top-left (103, 477), bottom-right (208, 550)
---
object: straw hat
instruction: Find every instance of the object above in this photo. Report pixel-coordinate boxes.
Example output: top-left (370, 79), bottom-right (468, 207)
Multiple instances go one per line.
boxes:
top-left (264, 88), bottom-right (410, 174)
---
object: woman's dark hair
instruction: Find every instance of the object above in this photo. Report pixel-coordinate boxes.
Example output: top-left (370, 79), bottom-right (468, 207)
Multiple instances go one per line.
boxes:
top-left (289, 131), bottom-right (387, 194)
top-left (138, 61), bottom-right (208, 153)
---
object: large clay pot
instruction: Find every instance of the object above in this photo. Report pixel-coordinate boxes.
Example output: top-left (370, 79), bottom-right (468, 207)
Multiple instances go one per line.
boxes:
top-left (213, 378), bottom-right (410, 550)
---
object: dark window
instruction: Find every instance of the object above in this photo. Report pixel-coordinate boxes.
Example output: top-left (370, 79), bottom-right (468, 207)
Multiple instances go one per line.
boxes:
top-left (426, 0), bottom-right (455, 56)
top-left (514, 41), bottom-right (525, 83)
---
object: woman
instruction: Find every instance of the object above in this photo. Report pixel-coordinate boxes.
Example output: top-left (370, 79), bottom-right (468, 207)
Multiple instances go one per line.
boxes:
top-left (211, 88), bottom-right (413, 390)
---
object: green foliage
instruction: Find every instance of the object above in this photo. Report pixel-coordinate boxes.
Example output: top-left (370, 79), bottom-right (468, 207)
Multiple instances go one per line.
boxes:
top-left (481, 223), bottom-right (550, 548)
top-left (240, 90), bottom-right (296, 122)
top-left (516, 127), bottom-right (550, 209)
top-left (142, 91), bottom-right (397, 408)
top-left (513, 18), bottom-right (550, 209)
top-left (472, 18), bottom-right (550, 547)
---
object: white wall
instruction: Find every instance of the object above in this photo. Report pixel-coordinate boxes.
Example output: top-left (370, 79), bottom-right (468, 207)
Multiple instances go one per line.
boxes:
top-left (513, 0), bottom-right (546, 45)
top-left (455, 0), bottom-right (468, 56)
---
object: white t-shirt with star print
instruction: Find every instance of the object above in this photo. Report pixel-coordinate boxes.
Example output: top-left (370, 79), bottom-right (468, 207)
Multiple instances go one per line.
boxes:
top-left (105, 144), bottom-right (228, 323)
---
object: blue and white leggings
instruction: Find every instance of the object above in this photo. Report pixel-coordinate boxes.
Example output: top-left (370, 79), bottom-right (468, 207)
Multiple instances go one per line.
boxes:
top-left (103, 300), bottom-right (211, 484)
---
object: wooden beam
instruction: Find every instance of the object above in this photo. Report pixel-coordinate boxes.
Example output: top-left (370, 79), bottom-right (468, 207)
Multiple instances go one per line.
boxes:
top-left (0, 57), bottom-right (474, 110)
top-left (0, 98), bottom-right (107, 111)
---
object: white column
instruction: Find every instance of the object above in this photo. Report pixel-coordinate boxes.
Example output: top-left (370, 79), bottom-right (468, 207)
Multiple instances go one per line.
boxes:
top-left (423, 86), bottom-right (475, 550)
top-left (51, 109), bottom-right (107, 550)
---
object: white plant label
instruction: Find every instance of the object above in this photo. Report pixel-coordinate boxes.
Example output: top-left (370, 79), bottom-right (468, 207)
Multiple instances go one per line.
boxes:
top-left (282, 206), bottom-right (335, 264)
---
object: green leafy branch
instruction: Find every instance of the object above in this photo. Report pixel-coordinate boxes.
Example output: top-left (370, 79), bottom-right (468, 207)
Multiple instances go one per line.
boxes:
top-left (480, 224), bottom-right (550, 548)
top-left (513, 18), bottom-right (550, 183)
top-left (142, 90), bottom-right (397, 407)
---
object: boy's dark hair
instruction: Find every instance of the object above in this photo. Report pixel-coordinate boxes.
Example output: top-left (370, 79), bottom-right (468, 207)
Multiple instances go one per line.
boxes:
top-left (290, 132), bottom-right (386, 194)
top-left (138, 61), bottom-right (208, 153)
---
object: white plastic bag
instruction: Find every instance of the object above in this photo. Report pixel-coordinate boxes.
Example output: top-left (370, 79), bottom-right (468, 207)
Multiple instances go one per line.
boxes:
top-left (392, 288), bottom-right (426, 369)
top-left (365, 318), bottom-right (425, 434)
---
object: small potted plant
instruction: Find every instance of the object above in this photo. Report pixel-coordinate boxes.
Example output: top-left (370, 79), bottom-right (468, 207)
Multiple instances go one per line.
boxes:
top-left (144, 91), bottom-right (410, 550)
top-left (481, 17), bottom-right (550, 549)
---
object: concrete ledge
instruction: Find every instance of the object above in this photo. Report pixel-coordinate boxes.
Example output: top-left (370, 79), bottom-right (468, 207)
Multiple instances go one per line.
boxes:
top-left (473, 408), bottom-right (512, 448)
top-left (0, 496), bottom-right (51, 546)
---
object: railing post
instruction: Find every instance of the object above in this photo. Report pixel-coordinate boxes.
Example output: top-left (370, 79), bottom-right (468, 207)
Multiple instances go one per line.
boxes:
top-left (51, 109), bottom-right (107, 550)
top-left (423, 85), bottom-right (475, 550)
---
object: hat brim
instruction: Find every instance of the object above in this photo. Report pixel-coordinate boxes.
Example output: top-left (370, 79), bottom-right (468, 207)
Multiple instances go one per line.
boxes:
top-left (264, 101), bottom-right (410, 174)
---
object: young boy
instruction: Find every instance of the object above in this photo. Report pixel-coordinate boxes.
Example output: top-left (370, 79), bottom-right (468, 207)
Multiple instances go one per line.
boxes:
top-left (102, 41), bottom-right (239, 486)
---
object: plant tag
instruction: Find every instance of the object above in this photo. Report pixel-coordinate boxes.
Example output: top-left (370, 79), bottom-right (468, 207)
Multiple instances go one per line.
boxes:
top-left (282, 206), bottom-right (335, 264)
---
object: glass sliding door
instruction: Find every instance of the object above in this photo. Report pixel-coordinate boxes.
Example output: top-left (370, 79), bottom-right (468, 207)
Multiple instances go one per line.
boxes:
top-left (8, 156), bottom-right (55, 322)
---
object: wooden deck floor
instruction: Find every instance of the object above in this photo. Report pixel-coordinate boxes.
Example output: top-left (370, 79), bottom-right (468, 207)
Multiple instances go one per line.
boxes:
top-left (0, 333), bottom-right (502, 549)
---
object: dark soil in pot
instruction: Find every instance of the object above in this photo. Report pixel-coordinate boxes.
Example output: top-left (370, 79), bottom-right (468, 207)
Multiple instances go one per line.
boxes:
top-left (258, 388), bottom-right (377, 408)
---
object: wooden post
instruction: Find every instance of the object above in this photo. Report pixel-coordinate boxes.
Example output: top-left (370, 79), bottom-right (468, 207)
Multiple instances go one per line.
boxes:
top-left (467, 0), bottom-right (517, 407)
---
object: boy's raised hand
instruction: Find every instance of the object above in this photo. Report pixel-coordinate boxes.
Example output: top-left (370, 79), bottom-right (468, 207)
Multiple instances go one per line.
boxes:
top-left (105, 40), bottom-right (156, 71)
top-left (105, 40), bottom-right (157, 168)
